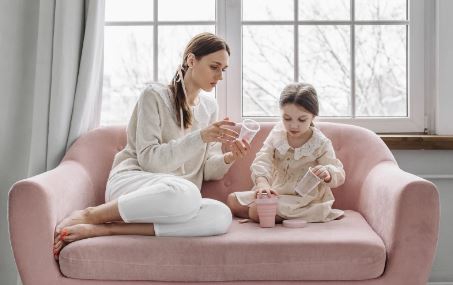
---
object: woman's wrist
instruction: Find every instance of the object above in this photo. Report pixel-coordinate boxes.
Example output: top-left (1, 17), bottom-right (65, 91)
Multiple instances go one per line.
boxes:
top-left (200, 129), bottom-right (208, 143)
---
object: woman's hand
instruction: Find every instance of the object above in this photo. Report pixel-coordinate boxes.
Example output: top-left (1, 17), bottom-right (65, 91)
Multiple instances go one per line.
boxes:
top-left (223, 139), bottom-right (251, 164)
top-left (312, 165), bottom-right (331, 182)
top-left (201, 118), bottom-right (238, 144)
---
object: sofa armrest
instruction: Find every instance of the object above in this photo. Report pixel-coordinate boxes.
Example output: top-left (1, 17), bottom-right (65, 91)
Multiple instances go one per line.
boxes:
top-left (8, 160), bottom-right (99, 284)
top-left (358, 161), bottom-right (439, 284)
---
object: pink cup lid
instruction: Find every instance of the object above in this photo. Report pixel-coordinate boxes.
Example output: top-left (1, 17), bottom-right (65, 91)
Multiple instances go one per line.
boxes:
top-left (254, 194), bottom-right (278, 205)
top-left (282, 219), bottom-right (308, 228)
top-left (255, 197), bottom-right (278, 205)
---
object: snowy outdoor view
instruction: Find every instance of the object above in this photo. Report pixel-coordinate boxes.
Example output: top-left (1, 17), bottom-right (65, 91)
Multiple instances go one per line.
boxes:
top-left (101, 0), bottom-right (407, 125)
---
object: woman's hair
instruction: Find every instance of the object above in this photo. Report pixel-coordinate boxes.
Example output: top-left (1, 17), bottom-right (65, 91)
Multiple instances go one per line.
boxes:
top-left (169, 32), bottom-right (230, 129)
top-left (279, 83), bottom-right (319, 126)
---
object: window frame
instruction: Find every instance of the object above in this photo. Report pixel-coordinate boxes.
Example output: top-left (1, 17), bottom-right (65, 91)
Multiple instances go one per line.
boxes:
top-left (217, 0), bottom-right (427, 133)
top-left (103, 0), bottom-right (428, 133)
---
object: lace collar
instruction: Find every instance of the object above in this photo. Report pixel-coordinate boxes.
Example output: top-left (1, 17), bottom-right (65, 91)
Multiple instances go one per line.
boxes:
top-left (272, 123), bottom-right (328, 160)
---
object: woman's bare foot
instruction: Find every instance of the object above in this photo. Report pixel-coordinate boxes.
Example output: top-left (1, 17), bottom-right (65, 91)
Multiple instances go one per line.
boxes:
top-left (54, 209), bottom-right (95, 242)
top-left (53, 224), bottom-right (109, 260)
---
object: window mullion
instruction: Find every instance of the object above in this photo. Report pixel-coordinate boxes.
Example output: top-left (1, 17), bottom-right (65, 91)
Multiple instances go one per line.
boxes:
top-left (351, 0), bottom-right (355, 118)
top-left (223, 0), bottom-right (242, 121)
top-left (153, 0), bottom-right (158, 82)
top-left (294, 0), bottom-right (298, 82)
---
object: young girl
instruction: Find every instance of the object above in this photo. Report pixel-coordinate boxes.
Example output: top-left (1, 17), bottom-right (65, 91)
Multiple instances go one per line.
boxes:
top-left (227, 82), bottom-right (345, 223)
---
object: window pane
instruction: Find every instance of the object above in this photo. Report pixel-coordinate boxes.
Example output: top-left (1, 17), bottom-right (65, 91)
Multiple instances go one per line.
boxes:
top-left (158, 26), bottom-right (215, 84)
top-left (355, 25), bottom-right (407, 117)
top-left (158, 0), bottom-right (215, 21)
top-left (243, 26), bottom-right (294, 117)
top-left (299, 0), bottom-right (350, 21)
top-left (299, 25), bottom-right (351, 116)
top-left (105, 0), bottom-right (153, 22)
top-left (101, 26), bottom-right (153, 125)
top-left (355, 0), bottom-right (407, 21)
top-left (243, 0), bottom-right (293, 21)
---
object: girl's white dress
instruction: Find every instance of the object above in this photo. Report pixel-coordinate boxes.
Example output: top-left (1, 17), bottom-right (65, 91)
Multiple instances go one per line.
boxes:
top-left (234, 123), bottom-right (345, 222)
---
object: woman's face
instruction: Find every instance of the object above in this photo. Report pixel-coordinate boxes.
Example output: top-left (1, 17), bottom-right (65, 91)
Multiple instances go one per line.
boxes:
top-left (281, 103), bottom-right (314, 138)
top-left (188, 49), bottom-right (229, 92)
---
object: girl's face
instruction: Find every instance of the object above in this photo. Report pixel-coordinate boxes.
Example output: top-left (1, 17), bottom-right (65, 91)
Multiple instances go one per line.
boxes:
top-left (281, 103), bottom-right (315, 138)
top-left (187, 49), bottom-right (229, 92)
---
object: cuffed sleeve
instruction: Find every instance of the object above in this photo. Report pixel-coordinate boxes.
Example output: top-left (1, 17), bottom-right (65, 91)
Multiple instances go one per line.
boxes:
top-left (135, 90), bottom-right (206, 173)
top-left (203, 102), bottom-right (231, 180)
top-left (317, 140), bottom-right (345, 188)
top-left (250, 133), bottom-right (275, 184)
top-left (204, 142), bottom-right (231, 181)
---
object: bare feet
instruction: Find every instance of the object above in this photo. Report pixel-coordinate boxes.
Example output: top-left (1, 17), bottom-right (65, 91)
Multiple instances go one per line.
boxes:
top-left (53, 208), bottom-right (95, 259)
top-left (55, 209), bottom-right (92, 238)
top-left (53, 224), bottom-right (108, 260)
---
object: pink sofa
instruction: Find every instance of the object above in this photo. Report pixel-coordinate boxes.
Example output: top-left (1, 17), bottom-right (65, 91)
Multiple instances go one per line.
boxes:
top-left (9, 122), bottom-right (439, 285)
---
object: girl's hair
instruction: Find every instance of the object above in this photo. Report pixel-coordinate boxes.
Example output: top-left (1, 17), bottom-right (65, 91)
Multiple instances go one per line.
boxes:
top-left (279, 83), bottom-right (319, 127)
top-left (169, 32), bottom-right (230, 129)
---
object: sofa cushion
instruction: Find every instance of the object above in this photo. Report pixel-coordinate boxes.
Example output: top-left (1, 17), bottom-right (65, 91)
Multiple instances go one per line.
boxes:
top-left (59, 210), bottom-right (385, 281)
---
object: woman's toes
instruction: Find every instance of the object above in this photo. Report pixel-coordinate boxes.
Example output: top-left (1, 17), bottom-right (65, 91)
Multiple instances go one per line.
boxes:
top-left (54, 240), bottom-right (63, 251)
top-left (55, 209), bottom-right (90, 236)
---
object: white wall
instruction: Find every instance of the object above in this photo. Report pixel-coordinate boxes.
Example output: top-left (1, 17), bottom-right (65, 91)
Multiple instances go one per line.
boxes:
top-left (0, 1), bottom-right (452, 285)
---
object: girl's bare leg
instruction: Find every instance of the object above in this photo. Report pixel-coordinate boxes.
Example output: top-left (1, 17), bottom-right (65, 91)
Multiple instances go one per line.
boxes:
top-left (226, 193), bottom-right (249, 218)
top-left (54, 222), bottom-right (155, 260)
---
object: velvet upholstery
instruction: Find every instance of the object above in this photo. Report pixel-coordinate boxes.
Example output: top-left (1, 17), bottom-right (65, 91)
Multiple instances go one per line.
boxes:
top-left (9, 122), bottom-right (439, 285)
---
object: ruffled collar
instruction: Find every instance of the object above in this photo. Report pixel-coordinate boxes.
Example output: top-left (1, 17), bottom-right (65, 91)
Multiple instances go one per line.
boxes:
top-left (272, 123), bottom-right (328, 160)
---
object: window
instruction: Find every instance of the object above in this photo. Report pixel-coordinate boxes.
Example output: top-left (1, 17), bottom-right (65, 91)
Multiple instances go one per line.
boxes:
top-left (102, 0), bottom-right (215, 125)
top-left (101, 0), bottom-right (426, 133)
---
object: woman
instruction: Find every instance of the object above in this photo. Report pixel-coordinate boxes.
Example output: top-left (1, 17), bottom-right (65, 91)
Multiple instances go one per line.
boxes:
top-left (53, 33), bottom-right (250, 258)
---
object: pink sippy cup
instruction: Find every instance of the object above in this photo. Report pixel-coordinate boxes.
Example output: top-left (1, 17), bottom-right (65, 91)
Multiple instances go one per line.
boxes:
top-left (255, 193), bottom-right (278, 228)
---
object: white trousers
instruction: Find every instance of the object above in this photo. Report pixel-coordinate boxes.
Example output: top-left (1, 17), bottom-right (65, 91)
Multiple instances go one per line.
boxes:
top-left (105, 171), bottom-right (232, 237)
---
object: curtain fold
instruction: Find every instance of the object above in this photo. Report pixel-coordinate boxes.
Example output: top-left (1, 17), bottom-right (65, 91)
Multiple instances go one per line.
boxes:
top-left (27, 0), bottom-right (105, 176)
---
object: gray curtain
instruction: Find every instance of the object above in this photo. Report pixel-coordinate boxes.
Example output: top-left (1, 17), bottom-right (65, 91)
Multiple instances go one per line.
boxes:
top-left (0, 1), bottom-right (104, 284)
top-left (28, 0), bottom-right (105, 175)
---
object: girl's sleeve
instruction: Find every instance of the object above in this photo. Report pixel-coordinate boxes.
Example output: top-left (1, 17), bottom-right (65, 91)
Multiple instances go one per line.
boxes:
top-left (203, 105), bottom-right (232, 181)
top-left (317, 140), bottom-right (346, 188)
top-left (250, 131), bottom-right (276, 184)
top-left (136, 90), bottom-right (206, 173)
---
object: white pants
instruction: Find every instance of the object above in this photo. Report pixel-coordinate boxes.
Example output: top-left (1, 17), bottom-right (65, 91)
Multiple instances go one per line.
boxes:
top-left (105, 171), bottom-right (232, 237)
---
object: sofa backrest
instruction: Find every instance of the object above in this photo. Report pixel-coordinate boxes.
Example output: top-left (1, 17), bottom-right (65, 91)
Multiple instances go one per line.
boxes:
top-left (63, 122), bottom-right (395, 209)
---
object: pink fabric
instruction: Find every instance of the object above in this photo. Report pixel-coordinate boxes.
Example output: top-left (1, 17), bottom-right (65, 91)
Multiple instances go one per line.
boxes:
top-left (8, 123), bottom-right (439, 285)
top-left (58, 210), bottom-right (385, 281)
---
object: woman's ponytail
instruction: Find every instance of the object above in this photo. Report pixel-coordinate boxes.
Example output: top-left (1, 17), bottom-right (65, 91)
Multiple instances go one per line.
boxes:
top-left (169, 65), bottom-right (192, 129)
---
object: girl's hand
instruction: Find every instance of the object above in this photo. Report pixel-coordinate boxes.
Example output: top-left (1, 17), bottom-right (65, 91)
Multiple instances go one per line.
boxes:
top-left (223, 139), bottom-right (251, 164)
top-left (201, 117), bottom-right (238, 144)
top-left (254, 183), bottom-right (279, 198)
top-left (312, 165), bottom-right (331, 182)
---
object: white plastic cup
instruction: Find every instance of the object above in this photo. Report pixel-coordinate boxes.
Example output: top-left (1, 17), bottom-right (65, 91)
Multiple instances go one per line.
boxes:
top-left (294, 167), bottom-right (322, 197)
top-left (238, 119), bottom-right (260, 144)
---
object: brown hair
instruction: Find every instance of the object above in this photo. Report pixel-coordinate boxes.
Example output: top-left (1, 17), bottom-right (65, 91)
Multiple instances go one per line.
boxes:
top-left (169, 32), bottom-right (230, 129)
top-left (279, 83), bottom-right (319, 126)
